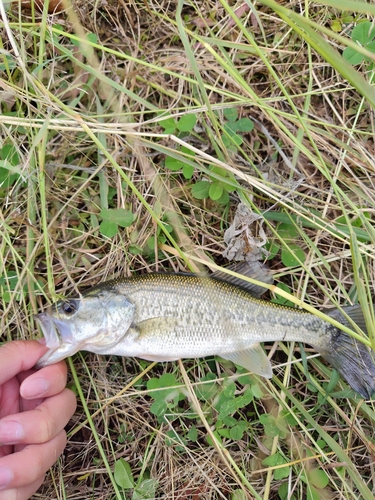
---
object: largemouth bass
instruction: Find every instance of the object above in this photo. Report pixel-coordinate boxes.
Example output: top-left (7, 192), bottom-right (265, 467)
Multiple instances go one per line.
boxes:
top-left (35, 272), bottom-right (375, 398)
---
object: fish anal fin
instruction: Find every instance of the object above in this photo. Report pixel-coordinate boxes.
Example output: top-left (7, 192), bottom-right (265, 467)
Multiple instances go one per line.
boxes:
top-left (220, 343), bottom-right (273, 378)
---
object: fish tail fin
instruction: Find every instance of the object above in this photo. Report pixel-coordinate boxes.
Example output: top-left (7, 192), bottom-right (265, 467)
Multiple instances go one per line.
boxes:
top-left (315, 305), bottom-right (375, 398)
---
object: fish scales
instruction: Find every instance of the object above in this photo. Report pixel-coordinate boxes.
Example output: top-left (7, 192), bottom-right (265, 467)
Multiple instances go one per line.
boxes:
top-left (35, 272), bottom-right (375, 398)
top-left (97, 274), bottom-right (327, 359)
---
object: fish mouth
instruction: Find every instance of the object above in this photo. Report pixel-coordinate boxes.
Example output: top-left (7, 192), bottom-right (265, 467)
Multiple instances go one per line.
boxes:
top-left (34, 312), bottom-right (77, 368)
top-left (34, 313), bottom-right (74, 350)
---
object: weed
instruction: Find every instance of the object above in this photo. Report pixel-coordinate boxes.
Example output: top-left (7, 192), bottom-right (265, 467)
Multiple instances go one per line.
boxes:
top-left (221, 108), bottom-right (254, 150)
top-left (2, 0), bottom-right (375, 498)
top-left (114, 458), bottom-right (158, 499)
top-left (0, 270), bottom-right (27, 303)
top-left (147, 373), bottom-right (187, 423)
top-left (0, 144), bottom-right (22, 189)
top-left (99, 208), bottom-right (136, 238)
top-left (343, 22), bottom-right (375, 66)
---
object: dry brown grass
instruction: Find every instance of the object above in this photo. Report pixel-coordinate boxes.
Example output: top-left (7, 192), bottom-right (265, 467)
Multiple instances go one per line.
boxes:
top-left (1, 0), bottom-right (375, 498)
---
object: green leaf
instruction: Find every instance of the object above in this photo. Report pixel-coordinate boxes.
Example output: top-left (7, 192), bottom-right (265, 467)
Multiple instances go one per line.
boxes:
top-left (331, 20), bottom-right (342, 33)
top-left (177, 114), bottom-right (197, 132)
top-left (114, 458), bottom-right (134, 489)
top-left (209, 181), bottom-right (223, 201)
top-left (1, 144), bottom-right (20, 166)
top-left (182, 164), bottom-right (194, 179)
top-left (0, 166), bottom-right (20, 189)
top-left (72, 32), bottom-right (98, 46)
top-left (281, 410), bottom-right (297, 427)
top-left (278, 222), bottom-right (300, 240)
top-left (0, 271), bottom-right (26, 303)
top-left (343, 23), bottom-right (375, 65)
top-left (224, 107), bottom-right (238, 122)
top-left (308, 469), bottom-right (329, 489)
top-left (351, 22), bottom-right (375, 45)
top-left (271, 282), bottom-right (294, 307)
top-left (158, 117), bottom-right (176, 133)
top-left (216, 190), bottom-right (230, 205)
top-left (229, 422), bottom-right (247, 440)
top-left (0, 146), bottom-right (22, 188)
top-left (278, 482), bottom-right (296, 500)
top-left (99, 219), bottom-right (118, 238)
top-left (222, 415), bottom-right (237, 427)
top-left (181, 145), bottom-right (195, 157)
top-left (281, 243), bottom-right (306, 267)
top-left (133, 478), bottom-right (158, 499)
top-left (250, 380), bottom-right (264, 399)
top-left (146, 373), bottom-right (181, 409)
top-left (235, 386), bottom-right (253, 408)
top-left (306, 486), bottom-right (320, 500)
top-left (259, 414), bottom-right (280, 437)
top-left (195, 373), bottom-right (218, 401)
top-left (86, 32), bottom-right (98, 44)
top-left (217, 427), bottom-right (231, 438)
top-left (146, 377), bottom-right (160, 392)
top-left (150, 399), bottom-right (168, 417)
top-left (231, 490), bottom-right (247, 500)
top-left (165, 156), bottom-right (184, 171)
top-left (343, 46), bottom-right (365, 65)
top-left (210, 165), bottom-right (228, 177)
top-left (233, 117), bottom-right (254, 132)
top-left (236, 372), bottom-right (253, 386)
top-left (159, 372), bottom-right (178, 388)
top-left (222, 132), bottom-right (243, 148)
top-left (100, 208), bottom-right (135, 228)
top-left (223, 380), bottom-right (236, 398)
top-left (262, 452), bottom-right (290, 480)
top-left (218, 398), bottom-right (237, 418)
top-left (265, 240), bottom-right (280, 260)
top-left (223, 122), bottom-right (237, 136)
top-left (274, 414), bottom-right (289, 436)
top-left (191, 180), bottom-right (210, 199)
top-left (187, 425), bottom-right (198, 442)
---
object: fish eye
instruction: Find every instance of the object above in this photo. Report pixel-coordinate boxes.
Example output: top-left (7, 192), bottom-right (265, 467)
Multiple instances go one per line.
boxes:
top-left (60, 299), bottom-right (79, 316)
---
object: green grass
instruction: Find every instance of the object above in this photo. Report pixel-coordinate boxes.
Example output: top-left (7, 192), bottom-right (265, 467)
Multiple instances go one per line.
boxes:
top-left (1, 0), bottom-right (375, 498)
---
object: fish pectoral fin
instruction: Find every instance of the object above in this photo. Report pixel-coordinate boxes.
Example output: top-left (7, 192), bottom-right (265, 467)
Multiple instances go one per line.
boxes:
top-left (220, 343), bottom-right (273, 378)
top-left (133, 317), bottom-right (179, 337)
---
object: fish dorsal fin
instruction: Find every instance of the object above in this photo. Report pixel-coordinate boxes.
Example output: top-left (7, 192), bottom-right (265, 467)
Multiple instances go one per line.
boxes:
top-left (211, 261), bottom-right (273, 298)
top-left (220, 343), bottom-right (273, 378)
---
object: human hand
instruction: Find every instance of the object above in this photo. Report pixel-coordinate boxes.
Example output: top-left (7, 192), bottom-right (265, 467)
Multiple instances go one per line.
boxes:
top-left (0, 340), bottom-right (77, 500)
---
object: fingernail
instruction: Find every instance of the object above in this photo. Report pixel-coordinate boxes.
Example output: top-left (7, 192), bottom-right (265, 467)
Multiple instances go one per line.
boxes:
top-left (0, 466), bottom-right (13, 489)
top-left (0, 420), bottom-right (24, 444)
top-left (21, 377), bottom-right (49, 398)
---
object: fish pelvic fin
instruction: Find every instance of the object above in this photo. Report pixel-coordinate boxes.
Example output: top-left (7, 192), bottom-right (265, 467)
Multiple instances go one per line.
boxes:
top-left (315, 306), bottom-right (375, 399)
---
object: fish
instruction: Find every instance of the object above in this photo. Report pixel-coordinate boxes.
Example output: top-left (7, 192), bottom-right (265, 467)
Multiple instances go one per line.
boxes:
top-left (34, 269), bottom-right (375, 398)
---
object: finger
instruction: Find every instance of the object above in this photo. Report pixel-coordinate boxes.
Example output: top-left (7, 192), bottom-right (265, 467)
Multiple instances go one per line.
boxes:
top-left (0, 389), bottom-right (76, 446)
top-left (20, 361), bottom-right (68, 400)
top-left (0, 378), bottom-right (20, 419)
top-left (0, 342), bottom-right (48, 386)
top-left (0, 475), bottom-right (45, 500)
top-left (0, 430), bottom-right (66, 492)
